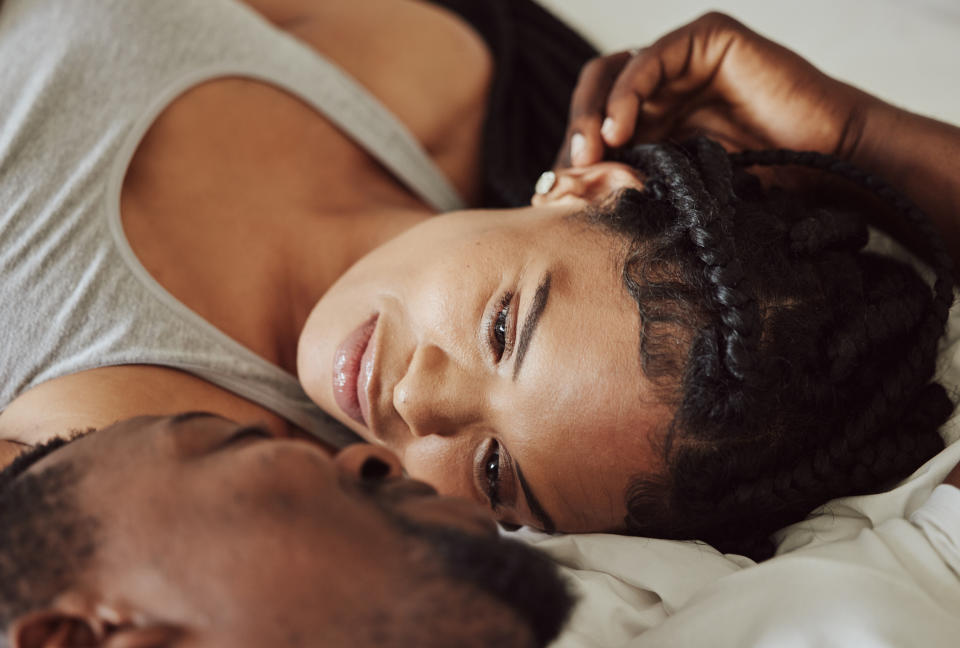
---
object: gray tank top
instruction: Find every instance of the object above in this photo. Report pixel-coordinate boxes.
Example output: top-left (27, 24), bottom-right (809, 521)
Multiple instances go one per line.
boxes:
top-left (0, 0), bottom-right (465, 447)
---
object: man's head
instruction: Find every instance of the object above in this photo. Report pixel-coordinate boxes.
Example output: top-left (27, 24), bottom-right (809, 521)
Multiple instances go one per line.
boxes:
top-left (0, 414), bottom-right (574, 647)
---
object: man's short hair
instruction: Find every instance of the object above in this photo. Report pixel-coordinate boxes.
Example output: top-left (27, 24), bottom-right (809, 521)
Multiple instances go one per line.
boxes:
top-left (0, 437), bottom-right (98, 633)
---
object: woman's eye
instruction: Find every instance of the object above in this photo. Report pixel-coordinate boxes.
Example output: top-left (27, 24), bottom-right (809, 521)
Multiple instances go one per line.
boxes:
top-left (490, 293), bottom-right (512, 361)
top-left (484, 441), bottom-right (502, 509)
top-left (493, 310), bottom-right (508, 354)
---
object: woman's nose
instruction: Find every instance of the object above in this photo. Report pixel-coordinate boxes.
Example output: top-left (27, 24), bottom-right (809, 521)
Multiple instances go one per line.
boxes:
top-left (392, 343), bottom-right (484, 437)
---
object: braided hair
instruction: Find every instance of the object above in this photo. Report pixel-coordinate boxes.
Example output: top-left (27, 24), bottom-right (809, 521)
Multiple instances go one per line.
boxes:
top-left (594, 137), bottom-right (955, 560)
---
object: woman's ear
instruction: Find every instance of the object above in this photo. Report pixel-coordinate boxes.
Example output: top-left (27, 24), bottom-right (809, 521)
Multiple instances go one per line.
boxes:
top-left (532, 162), bottom-right (644, 206)
top-left (10, 601), bottom-right (183, 648)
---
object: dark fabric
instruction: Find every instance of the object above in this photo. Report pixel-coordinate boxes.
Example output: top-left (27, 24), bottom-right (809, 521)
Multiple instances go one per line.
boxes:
top-left (427, 0), bottom-right (599, 207)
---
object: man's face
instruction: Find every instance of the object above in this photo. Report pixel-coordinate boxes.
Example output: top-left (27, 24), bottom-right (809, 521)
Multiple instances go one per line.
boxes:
top-left (27, 414), bottom-right (558, 646)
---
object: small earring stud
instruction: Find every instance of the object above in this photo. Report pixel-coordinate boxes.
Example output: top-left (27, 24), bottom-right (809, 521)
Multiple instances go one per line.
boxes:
top-left (535, 170), bottom-right (557, 195)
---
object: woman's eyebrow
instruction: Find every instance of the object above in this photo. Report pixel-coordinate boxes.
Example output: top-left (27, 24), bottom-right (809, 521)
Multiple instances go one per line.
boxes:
top-left (512, 272), bottom-right (552, 380)
top-left (516, 462), bottom-right (557, 533)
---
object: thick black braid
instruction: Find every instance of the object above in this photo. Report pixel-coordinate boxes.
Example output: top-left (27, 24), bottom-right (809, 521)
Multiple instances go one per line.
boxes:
top-left (614, 144), bottom-right (761, 392)
top-left (597, 139), bottom-right (955, 561)
top-left (719, 150), bottom-right (956, 537)
top-left (427, 0), bottom-right (598, 207)
top-left (722, 150), bottom-right (953, 555)
top-left (828, 268), bottom-right (930, 381)
top-left (730, 148), bottom-right (955, 335)
top-left (790, 208), bottom-right (868, 254)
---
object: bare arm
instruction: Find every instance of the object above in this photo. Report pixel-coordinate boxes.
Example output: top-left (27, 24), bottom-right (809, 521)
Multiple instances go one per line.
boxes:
top-left (851, 101), bottom-right (960, 265)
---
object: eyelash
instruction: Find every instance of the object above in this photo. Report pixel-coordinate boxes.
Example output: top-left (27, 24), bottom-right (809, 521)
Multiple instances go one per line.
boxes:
top-left (483, 440), bottom-right (503, 510)
top-left (489, 292), bottom-right (514, 361)
top-left (213, 425), bottom-right (272, 451)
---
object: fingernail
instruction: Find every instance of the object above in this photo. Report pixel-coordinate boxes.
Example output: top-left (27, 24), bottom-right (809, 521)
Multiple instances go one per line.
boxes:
top-left (601, 117), bottom-right (616, 143)
top-left (570, 133), bottom-right (586, 165)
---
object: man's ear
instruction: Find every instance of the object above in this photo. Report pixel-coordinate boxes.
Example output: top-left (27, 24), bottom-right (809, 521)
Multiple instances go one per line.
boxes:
top-left (10, 605), bottom-right (183, 648)
top-left (9, 609), bottom-right (99, 648)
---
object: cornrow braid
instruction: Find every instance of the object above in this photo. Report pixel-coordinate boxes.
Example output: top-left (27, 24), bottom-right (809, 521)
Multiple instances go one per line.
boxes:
top-left (731, 148), bottom-right (955, 350)
top-left (613, 144), bottom-right (762, 398)
top-left (593, 138), bottom-right (955, 560)
top-left (789, 208), bottom-right (868, 254)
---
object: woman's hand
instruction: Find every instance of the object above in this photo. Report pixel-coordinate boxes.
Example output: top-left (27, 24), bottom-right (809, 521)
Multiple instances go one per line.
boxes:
top-left (559, 12), bottom-right (871, 167)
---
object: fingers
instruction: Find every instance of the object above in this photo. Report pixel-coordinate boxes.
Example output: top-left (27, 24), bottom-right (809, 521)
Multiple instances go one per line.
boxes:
top-left (561, 12), bottom-right (746, 167)
top-left (603, 15), bottom-right (729, 147)
top-left (562, 51), bottom-right (631, 167)
top-left (566, 39), bottom-right (688, 162)
top-left (600, 47), bottom-right (660, 148)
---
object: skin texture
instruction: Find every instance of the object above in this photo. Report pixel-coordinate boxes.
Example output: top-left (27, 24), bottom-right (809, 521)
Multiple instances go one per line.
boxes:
top-left (0, 0), bottom-right (493, 444)
top-left (8, 414), bottom-right (546, 648)
top-left (0, 0), bottom-right (672, 537)
top-left (0, 440), bottom-right (25, 468)
top-left (6, 5), bottom-right (960, 541)
top-left (299, 164), bottom-right (671, 533)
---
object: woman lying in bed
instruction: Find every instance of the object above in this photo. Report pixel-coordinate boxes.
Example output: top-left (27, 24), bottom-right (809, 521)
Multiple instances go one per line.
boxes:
top-left (299, 13), bottom-right (960, 557)
top-left (0, 1), bottom-right (957, 559)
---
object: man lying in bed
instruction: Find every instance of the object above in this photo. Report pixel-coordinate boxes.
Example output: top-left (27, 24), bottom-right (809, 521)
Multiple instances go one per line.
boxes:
top-left (0, 414), bottom-right (574, 648)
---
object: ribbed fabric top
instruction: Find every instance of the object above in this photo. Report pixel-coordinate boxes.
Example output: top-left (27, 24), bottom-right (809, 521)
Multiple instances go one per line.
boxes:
top-left (0, 0), bottom-right (465, 446)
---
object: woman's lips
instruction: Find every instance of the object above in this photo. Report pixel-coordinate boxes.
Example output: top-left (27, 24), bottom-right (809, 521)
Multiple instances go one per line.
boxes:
top-left (332, 314), bottom-right (378, 427)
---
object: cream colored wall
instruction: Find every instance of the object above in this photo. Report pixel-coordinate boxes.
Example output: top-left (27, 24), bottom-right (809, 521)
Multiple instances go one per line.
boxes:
top-left (537, 0), bottom-right (960, 125)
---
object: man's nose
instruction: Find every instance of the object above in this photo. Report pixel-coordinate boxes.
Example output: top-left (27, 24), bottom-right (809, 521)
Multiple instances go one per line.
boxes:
top-left (334, 443), bottom-right (404, 481)
top-left (392, 343), bottom-right (485, 437)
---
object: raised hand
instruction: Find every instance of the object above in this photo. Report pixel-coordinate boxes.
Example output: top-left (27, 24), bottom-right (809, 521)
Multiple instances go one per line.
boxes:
top-left (560, 12), bottom-right (869, 167)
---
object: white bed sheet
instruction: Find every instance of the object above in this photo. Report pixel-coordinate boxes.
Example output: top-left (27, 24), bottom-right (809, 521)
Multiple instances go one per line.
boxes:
top-left (522, 297), bottom-right (960, 647)
top-left (518, 4), bottom-right (960, 644)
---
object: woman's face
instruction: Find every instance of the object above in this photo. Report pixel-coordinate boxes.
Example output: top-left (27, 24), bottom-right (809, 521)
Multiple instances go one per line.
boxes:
top-left (298, 165), bottom-right (671, 533)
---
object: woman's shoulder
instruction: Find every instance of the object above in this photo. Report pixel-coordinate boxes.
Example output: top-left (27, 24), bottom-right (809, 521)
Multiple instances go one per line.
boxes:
top-left (247, 0), bottom-right (493, 148)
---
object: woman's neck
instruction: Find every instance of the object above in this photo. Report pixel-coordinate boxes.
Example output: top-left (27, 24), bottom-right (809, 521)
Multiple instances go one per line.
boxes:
top-left (121, 76), bottom-right (444, 375)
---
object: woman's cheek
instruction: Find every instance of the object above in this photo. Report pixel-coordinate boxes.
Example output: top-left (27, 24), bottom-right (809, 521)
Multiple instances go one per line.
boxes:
top-left (401, 436), bottom-right (476, 501)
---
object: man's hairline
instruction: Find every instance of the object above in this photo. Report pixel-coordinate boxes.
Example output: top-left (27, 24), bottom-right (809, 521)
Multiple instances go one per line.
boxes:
top-left (0, 430), bottom-right (94, 490)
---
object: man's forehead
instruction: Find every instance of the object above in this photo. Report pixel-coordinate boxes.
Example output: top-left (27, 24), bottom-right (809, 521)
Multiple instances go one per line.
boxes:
top-left (22, 415), bottom-right (206, 485)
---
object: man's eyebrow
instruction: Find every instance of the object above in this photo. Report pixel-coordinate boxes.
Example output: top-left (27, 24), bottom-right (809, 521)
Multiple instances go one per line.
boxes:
top-left (169, 411), bottom-right (228, 425)
top-left (516, 463), bottom-right (557, 533)
top-left (513, 272), bottom-right (552, 380)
